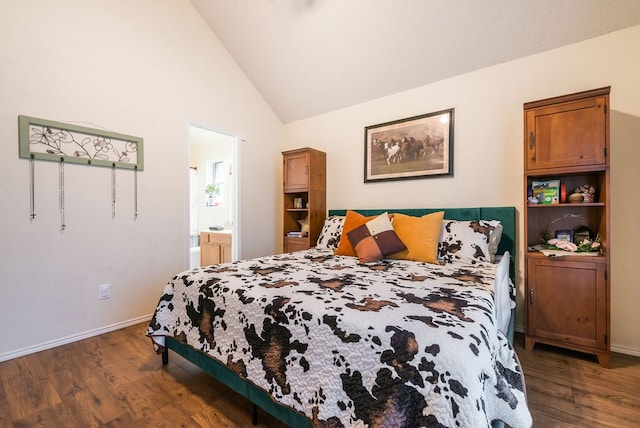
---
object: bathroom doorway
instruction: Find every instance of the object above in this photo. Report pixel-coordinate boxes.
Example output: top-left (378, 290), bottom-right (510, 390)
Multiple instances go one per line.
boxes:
top-left (188, 124), bottom-right (239, 269)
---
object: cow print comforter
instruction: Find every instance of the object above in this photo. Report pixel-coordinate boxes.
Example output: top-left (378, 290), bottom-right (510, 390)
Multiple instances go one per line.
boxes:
top-left (147, 248), bottom-right (532, 427)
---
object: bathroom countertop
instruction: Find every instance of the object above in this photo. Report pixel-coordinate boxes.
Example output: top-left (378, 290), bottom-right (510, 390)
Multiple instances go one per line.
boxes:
top-left (201, 229), bottom-right (232, 234)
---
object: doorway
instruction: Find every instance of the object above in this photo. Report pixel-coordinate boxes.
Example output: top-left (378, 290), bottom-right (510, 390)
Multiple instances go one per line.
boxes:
top-left (188, 124), bottom-right (239, 269)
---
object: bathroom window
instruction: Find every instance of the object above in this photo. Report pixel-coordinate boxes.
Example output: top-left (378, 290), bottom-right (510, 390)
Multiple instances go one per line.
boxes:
top-left (206, 161), bottom-right (224, 207)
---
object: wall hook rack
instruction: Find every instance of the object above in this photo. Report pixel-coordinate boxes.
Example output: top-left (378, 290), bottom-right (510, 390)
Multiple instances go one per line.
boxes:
top-left (19, 115), bottom-right (144, 226)
top-left (18, 115), bottom-right (144, 171)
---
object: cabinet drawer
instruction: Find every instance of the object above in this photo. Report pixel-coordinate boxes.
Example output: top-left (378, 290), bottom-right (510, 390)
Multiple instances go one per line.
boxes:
top-left (284, 237), bottom-right (310, 253)
top-left (201, 232), bottom-right (231, 245)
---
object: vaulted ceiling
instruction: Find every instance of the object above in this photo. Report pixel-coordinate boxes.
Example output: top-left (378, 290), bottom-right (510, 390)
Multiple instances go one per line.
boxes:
top-left (190, 0), bottom-right (640, 123)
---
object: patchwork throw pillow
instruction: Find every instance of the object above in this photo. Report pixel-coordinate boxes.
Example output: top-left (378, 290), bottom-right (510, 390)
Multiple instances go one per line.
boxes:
top-left (387, 211), bottom-right (444, 264)
top-left (438, 219), bottom-right (502, 264)
top-left (315, 216), bottom-right (345, 250)
top-left (346, 212), bottom-right (406, 263)
top-left (334, 211), bottom-right (380, 256)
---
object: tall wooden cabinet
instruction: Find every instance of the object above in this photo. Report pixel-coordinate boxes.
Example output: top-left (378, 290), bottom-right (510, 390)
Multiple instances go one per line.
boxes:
top-left (524, 87), bottom-right (611, 367)
top-left (282, 148), bottom-right (326, 253)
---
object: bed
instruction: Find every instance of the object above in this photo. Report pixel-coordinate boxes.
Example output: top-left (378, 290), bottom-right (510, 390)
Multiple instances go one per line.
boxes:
top-left (147, 207), bottom-right (532, 427)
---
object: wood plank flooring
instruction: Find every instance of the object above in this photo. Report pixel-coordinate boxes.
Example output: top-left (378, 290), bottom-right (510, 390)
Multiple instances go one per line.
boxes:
top-left (1, 323), bottom-right (639, 427)
top-left (516, 337), bottom-right (640, 427)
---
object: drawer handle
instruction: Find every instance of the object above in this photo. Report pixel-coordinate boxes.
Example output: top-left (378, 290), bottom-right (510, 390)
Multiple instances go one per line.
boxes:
top-left (529, 288), bottom-right (534, 305)
top-left (529, 131), bottom-right (535, 150)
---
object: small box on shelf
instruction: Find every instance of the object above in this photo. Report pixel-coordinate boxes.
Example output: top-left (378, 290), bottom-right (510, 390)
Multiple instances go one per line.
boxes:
top-left (529, 179), bottom-right (560, 205)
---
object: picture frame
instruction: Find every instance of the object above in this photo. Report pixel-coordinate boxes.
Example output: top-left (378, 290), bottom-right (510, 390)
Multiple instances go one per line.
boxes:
top-left (364, 109), bottom-right (453, 182)
top-left (555, 229), bottom-right (574, 242)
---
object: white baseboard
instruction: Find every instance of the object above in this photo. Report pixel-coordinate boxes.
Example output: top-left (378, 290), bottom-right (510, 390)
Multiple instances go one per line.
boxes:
top-left (0, 314), bottom-right (152, 363)
top-left (611, 344), bottom-right (640, 358)
top-left (515, 323), bottom-right (640, 357)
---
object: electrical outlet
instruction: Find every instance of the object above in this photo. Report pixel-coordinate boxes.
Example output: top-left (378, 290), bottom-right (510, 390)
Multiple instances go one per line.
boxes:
top-left (98, 284), bottom-right (111, 300)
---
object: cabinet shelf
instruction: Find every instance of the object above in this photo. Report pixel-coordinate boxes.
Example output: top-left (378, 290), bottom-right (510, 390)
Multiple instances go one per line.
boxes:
top-left (528, 202), bottom-right (605, 208)
top-left (526, 250), bottom-right (606, 260)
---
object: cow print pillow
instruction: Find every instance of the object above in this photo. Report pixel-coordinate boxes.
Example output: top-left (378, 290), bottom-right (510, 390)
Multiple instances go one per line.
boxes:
top-left (315, 216), bottom-right (345, 250)
top-left (439, 219), bottom-right (502, 264)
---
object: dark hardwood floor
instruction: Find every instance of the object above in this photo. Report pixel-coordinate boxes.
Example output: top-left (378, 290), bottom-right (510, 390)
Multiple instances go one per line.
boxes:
top-left (1, 323), bottom-right (638, 427)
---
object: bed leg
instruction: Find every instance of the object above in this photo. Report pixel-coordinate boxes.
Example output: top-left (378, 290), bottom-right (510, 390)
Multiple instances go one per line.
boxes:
top-left (162, 347), bottom-right (168, 365)
top-left (252, 403), bottom-right (258, 425)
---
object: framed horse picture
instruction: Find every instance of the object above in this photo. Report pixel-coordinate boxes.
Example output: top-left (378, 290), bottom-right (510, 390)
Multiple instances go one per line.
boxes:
top-left (364, 109), bottom-right (454, 182)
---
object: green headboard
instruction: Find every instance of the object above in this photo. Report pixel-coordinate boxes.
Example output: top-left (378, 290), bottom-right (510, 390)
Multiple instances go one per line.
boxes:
top-left (328, 206), bottom-right (516, 280)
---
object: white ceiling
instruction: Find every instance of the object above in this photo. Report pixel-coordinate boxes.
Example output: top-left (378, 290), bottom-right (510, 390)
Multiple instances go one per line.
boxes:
top-left (190, 0), bottom-right (640, 124)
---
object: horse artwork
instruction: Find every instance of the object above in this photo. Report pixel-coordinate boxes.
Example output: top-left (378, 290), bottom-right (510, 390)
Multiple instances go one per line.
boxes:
top-left (364, 109), bottom-right (454, 182)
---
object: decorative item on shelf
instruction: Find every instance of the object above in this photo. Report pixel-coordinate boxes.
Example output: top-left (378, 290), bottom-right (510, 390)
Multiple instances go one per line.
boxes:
top-left (575, 184), bottom-right (596, 203)
top-left (541, 213), bottom-right (600, 254)
top-left (298, 215), bottom-right (309, 234)
top-left (542, 213), bottom-right (583, 243)
top-left (293, 197), bottom-right (303, 209)
top-left (568, 193), bottom-right (584, 203)
top-left (554, 229), bottom-right (574, 242)
top-left (574, 225), bottom-right (594, 244)
top-left (531, 179), bottom-right (560, 204)
top-left (544, 236), bottom-right (601, 253)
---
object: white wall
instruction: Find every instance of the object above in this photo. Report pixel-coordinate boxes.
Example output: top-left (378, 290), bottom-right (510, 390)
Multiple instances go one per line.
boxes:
top-left (283, 25), bottom-right (640, 356)
top-left (0, 0), bottom-right (283, 360)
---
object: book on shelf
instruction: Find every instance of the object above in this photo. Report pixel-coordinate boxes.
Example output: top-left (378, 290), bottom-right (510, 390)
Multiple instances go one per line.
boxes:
top-left (286, 231), bottom-right (308, 238)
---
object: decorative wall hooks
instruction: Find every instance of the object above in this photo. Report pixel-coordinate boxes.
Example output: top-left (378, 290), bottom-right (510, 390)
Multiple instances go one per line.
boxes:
top-left (18, 115), bottom-right (144, 170)
top-left (19, 115), bottom-right (143, 228)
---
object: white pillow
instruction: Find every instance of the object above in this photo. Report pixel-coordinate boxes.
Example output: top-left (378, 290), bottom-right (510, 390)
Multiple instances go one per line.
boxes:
top-left (488, 223), bottom-right (503, 262)
top-left (315, 216), bottom-right (345, 250)
top-left (438, 220), bottom-right (502, 263)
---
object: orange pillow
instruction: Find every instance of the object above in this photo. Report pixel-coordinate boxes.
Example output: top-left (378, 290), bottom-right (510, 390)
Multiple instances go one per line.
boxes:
top-left (334, 210), bottom-right (380, 256)
top-left (387, 211), bottom-right (444, 264)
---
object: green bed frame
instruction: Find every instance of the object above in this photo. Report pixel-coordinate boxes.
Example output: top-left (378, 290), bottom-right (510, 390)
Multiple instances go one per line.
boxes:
top-left (162, 206), bottom-right (517, 428)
